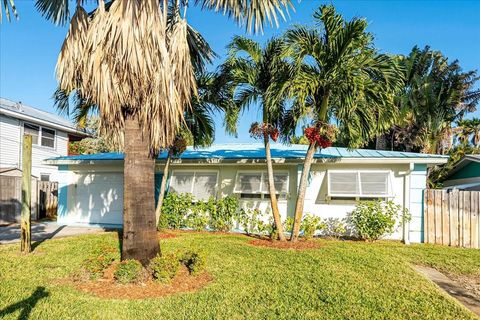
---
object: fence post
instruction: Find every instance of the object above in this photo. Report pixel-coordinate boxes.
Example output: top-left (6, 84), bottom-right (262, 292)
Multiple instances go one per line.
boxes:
top-left (21, 134), bottom-right (32, 253)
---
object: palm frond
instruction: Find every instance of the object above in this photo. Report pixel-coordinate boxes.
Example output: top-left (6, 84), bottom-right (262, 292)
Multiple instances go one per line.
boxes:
top-left (1, 0), bottom-right (18, 22)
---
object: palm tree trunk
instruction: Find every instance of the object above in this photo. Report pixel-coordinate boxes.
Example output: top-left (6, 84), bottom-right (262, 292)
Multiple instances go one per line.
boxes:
top-left (290, 142), bottom-right (317, 242)
top-left (375, 134), bottom-right (387, 150)
top-left (264, 133), bottom-right (286, 241)
top-left (122, 115), bottom-right (160, 265)
top-left (155, 151), bottom-right (172, 227)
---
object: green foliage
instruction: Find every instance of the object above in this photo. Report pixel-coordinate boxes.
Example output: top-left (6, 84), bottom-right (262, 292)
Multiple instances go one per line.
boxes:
top-left (149, 253), bottom-right (180, 283)
top-left (180, 251), bottom-right (206, 275)
top-left (349, 200), bottom-right (409, 241)
top-left (209, 195), bottom-right (239, 232)
top-left (159, 193), bottom-right (240, 232)
top-left (159, 193), bottom-right (193, 229)
top-left (239, 208), bottom-right (276, 237)
top-left (301, 214), bottom-right (327, 240)
top-left (68, 117), bottom-right (119, 155)
top-left (82, 246), bottom-right (118, 280)
top-left (323, 218), bottom-right (347, 239)
top-left (114, 260), bottom-right (143, 284)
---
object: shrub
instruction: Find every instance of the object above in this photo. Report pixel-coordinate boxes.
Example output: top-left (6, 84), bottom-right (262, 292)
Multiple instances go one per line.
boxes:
top-left (323, 218), bottom-right (347, 239)
top-left (159, 192), bottom-right (193, 229)
top-left (301, 214), bottom-right (326, 239)
top-left (180, 251), bottom-right (206, 275)
top-left (210, 195), bottom-right (239, 232)
top-left (349, 200), bottom-right (409, 241)
top-left (149, 253), bottom-right (180, 283)
top-left (240, 208), bottom-right (274, 237)
top-left (114, 260), bottom-right (143, 284)
top-left (82, 246), bottom-right (118, 280)
top-left (185, 197), bottom-right (215, 231)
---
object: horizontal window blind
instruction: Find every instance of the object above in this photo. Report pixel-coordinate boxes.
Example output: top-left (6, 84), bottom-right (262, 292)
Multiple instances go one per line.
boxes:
top-left (328, 171), bottom-right (391, 197)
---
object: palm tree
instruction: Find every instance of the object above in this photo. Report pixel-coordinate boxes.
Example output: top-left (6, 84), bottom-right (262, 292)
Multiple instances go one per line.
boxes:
top-left (393, 46), bottom-right (480, 154)
top-left (456, 118), bottom-right (480, 147)
top-left (155, 71), bottom-right (237, 225)
top-left (222, 36), bottom-right (291, 241)
top-left (26, 0), bottom-right (292, 263)
top-left (283, 5), bottom-right (403, 241)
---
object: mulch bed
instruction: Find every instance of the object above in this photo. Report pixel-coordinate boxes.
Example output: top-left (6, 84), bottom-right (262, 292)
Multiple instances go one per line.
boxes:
top-left (248, 238), bottom-right (321, 250)
top-left (157, 231), bottom-right (178, 239)
top-left (68, 264), bottom-right (212, 300)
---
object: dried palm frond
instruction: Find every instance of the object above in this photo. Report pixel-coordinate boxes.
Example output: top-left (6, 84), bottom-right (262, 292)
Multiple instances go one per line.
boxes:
top-left (56, 0), bottom-right (195, 154)
top-left (56, 4), bottom-right (88, 92)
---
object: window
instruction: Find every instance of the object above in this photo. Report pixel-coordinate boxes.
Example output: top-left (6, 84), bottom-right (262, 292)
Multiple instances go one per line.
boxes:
top-left (234, 171), bottom-right (289, 199)
top-left (41, 128), bottom-right (55, 148)
top-left (24, 123), bottom-right (39, 145)
top-left (23, 123), bottom-right (55, 148)
top-left (40, 174), bottom-right (50, 181)
top-left (327, 170), bottom-right (392, 198)
top-left (169, 171), bottom-right (218, 200)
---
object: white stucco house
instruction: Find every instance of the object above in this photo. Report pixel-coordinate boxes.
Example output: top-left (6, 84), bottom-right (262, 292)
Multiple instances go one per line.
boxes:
top-left (0, 97), bottom-right (88, 181)
top-left (45, 143), bottom-right (448, 243)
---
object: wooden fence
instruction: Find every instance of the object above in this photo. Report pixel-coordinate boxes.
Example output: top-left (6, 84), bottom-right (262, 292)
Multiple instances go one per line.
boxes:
top-left (424, 189), bottom-right (480, 249)
top-left (38, 181), bottom-right (58, 219)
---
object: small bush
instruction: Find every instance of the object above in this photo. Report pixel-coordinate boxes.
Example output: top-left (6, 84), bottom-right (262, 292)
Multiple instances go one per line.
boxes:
top-left (149, 253), bottom-right (180, 283)
top-left (349, 200), bottom-right (409, 241)
top-left (301, 214), bottom-right (326, 239)
top-left (159, 193), bottom-right (193, 229)
top-left (185, 198), bottom-right (215, 231)
top-left (114, 260), bottom-right (143, 284)
top-left (323, 217), bottom-right (347, 239)
top-left (180, 251), bottom-right (206, 275)
top-left (82, 246), bottom-right (118, 280)
top-left (210, 195), bottom-right (239, 232)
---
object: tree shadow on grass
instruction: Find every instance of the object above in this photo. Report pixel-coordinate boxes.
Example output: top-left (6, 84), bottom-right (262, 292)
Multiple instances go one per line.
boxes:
top-left (0, 286), bottom-right (49, 320)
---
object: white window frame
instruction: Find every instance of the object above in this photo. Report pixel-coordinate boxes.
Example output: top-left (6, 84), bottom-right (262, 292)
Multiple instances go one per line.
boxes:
top-left (233, 170), bottom-right (290, 199)
top-left (169, 169), bottom-right (219, 200)
top-left (327, 170), bottom-right (394, 198)
top-left (23, 122), bottom-right (56, 149)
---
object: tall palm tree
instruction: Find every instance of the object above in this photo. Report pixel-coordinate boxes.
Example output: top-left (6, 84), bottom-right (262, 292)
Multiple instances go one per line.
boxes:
top-left (393, 46), bottom-right (480, 154)
top-left (282, 5), bottom-right (403, 241)
top-left (222, 36), bottom-right (290, 241)
top-left (155, 71), bottom-right (237, 225)
top-left (28, 0), bottom-right (293, 263)
top-left (456, 118), bottom-right (480, 147)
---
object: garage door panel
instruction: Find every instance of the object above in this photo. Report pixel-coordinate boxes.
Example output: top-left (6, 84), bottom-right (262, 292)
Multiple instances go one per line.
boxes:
top-left (73, 173), bottom-right (124, 225)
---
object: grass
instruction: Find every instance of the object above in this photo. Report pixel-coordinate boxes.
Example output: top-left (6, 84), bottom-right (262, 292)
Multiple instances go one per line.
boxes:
top-left (0, 232), bottom-right (479, 320)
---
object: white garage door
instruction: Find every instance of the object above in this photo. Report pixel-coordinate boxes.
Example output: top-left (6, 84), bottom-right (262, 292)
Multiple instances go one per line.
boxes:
top-left (73, 173), bottom-right (123, 226)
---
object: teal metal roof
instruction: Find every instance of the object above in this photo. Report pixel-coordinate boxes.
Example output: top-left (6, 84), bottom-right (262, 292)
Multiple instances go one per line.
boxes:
top-left (49, 143), bottom-right (448, 162)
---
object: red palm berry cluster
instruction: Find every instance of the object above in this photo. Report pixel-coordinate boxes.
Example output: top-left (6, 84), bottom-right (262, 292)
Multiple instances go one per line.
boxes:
top-left (304, 124), bottom-right (337, 148)
top-left (249, 122), bottom-right (280, 142)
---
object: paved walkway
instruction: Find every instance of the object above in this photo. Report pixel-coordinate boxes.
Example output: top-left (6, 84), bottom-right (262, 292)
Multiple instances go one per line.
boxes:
top-left (0, 222), bottom-right (106, 245)
top-left (414, 265), bottom-right (480, 317)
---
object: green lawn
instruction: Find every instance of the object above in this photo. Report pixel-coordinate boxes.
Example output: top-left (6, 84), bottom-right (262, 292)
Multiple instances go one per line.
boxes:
top-left (0, 232), bottom-right (479, 320)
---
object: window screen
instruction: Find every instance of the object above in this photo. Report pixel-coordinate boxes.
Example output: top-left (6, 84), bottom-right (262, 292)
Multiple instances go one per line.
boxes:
top-left (235, 173), bottom-right (262, 193)
top-left (329, 172), bottom-right (359, 195)
top-left (328, 171), bottom-right (391, 197)
top-left (360, 172), bottom-right (389, 195)
top-left (261, 173), bottom-right (289, 193)
top-left (41, 128), bottom-right (55, 148)
top-left (169, 171), bottom-right (217, 200)
top-left (24, 123), bottom-right (39, 145)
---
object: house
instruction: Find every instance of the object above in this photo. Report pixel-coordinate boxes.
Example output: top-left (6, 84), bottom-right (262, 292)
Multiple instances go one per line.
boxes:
top-left (442, 155), bottom-right (480, 190)
top-left (44, 143), bottom-right (448, 243)
top-left (0, 97), bottom-right (88, 182)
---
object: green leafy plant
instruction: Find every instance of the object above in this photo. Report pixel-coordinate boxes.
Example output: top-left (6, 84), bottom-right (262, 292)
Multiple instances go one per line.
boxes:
top-left (180, 251), bottom-right (206, 275)
top-left (323, 218), bottom-right (347, 239)
top-left (301, 214), bottom-right (327, 240)
top-left (114, 260), bottom-right (143, 284)
top-left (149, 253), bottom-right (180, 283)
top-left (210, 195), bottom-right (239, 232)
top-left (185, 197), bottom-right (215, 231)
top-left (82, 246), bottom-right (118, 280)
top-left (159, 192), bottom-right (193, 229)
top-left (349, 200), bottom-right (409, 241)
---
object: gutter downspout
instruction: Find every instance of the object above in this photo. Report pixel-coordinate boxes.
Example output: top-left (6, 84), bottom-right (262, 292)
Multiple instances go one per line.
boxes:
top-left (398, 163), bottom-right (414, 245)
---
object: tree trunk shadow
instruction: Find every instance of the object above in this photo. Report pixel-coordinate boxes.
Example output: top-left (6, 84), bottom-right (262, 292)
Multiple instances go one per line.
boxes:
top-left (0, 286), bottom-right (49, 319)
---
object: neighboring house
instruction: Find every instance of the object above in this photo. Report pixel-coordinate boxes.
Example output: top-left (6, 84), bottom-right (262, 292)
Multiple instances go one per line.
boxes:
top-left (45, 143), bottom-right (447, 243)
top-left (442, 155), bottom-right (480, 190)
top-left (0, 98), bottom-right (88, 181)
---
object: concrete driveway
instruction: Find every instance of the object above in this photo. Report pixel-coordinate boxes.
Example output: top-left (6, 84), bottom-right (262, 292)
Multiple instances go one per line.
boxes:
top-left (0, 222), bottom-right (108, 245)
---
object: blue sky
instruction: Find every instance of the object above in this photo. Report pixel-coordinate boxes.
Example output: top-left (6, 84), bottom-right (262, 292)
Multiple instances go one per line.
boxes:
top-left (1, 0), bottom-right (479, 143)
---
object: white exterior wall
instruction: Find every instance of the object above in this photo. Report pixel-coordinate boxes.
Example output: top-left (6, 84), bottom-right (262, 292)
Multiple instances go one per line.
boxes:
top-left (0, 114), bottom-right (70, 181)
top-left (57, 161), bottom-right (428, 243)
